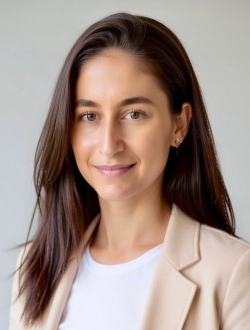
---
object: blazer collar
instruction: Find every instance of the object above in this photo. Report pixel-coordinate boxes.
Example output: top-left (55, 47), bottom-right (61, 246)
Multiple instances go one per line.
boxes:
top-left (139, 205), bottom-right (200, 330)
top-left (43, 205), bottom-right (200, 330)
top-left (163, 205), bottom-right (200, 270)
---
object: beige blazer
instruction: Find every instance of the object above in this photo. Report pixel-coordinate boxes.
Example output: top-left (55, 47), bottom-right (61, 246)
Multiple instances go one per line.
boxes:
top-left (9, 206), bottom-right (250, 329)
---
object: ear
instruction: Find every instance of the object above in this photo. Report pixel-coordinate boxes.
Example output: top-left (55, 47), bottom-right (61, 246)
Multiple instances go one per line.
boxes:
top-left (171, 102), bottom-right (192, 147)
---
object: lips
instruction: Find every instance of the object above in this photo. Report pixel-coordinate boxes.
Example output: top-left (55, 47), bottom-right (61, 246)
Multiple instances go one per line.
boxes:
top-left (94, 164), bottom-right (135, 177)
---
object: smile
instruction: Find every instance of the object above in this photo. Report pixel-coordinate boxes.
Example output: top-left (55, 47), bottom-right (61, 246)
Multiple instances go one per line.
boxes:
top-left (94, 164), bottom-right (135, 178)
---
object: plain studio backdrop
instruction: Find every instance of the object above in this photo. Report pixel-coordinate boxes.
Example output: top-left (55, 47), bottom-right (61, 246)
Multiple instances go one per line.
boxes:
top-left (0, 1), bottom-right (250, 328)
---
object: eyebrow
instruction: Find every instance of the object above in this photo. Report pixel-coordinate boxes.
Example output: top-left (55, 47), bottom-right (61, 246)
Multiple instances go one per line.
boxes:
top-left (75, 96), bottom-right (154, 108)
top-left (118, 96), bottom-right (154, 107)
top-left (75, 99), bottom-right (98, 108)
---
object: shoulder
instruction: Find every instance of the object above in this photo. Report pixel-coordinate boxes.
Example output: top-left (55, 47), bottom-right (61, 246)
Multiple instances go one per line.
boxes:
top-left (12, 242), bottom-right (33, 278)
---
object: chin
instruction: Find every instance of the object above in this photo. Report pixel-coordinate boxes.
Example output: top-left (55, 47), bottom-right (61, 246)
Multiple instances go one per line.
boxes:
top-left (96, 186), bottom-right (137, 202)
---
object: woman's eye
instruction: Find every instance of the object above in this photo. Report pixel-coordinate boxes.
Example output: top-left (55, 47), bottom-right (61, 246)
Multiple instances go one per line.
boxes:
top-left (81, 113), bottom-right (97, 122)
top-left (125, 111), bottom-right (144, 120)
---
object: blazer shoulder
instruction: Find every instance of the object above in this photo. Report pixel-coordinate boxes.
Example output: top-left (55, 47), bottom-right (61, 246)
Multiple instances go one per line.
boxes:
top-left (199, 224), bottom-right (250, 264)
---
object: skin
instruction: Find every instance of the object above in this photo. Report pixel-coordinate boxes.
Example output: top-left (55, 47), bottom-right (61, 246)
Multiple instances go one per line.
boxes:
top-left (72, 48), bottom-right (192, 264)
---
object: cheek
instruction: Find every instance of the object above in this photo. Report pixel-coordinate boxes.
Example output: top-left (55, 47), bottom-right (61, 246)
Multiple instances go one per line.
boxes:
top-left (71, 130), bottom-right (91, 170)
top-left (71, 127), bottom-right (97, 157)
top-left (72, 128), bottom-right (90, 149)
top-left (142, 125), bottom-right (173, 162)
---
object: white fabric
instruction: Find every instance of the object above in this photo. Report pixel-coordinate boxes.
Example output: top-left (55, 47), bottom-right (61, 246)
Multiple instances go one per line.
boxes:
top-left (58, 241), bottom-right (162, 330)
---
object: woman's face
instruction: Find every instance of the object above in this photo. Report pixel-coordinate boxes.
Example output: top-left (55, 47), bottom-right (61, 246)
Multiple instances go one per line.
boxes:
top-left (72, 48), bottom-right (177, 203)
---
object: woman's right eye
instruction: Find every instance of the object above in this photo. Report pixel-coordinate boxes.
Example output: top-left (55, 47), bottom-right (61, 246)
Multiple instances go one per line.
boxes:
top-left (81, 112), bottom-right (97, 122)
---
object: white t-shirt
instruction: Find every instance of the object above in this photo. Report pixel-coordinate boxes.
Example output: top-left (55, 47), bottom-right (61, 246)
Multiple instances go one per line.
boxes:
top-left (59, 241), bottom-right (162, 330)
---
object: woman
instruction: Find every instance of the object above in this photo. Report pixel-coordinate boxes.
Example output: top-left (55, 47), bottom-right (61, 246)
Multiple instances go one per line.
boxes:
top-left (9, 13), bottom-right (250, 330)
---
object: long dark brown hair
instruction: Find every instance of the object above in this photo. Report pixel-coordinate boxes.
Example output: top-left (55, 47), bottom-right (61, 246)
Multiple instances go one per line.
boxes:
top-left (17, 12), bottom-right (235, 325)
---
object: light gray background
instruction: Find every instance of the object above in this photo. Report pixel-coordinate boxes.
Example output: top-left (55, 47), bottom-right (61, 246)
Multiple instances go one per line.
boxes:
top-left (1, 1), bottom-right (250, 328)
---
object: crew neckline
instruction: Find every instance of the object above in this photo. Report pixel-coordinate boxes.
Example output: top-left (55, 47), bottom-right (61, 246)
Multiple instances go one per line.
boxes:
top-left (84, 241), bottom-right (163, 275)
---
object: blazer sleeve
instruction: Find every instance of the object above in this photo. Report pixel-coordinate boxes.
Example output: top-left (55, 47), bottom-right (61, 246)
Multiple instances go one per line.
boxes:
top-left (9, 248), bottom-right (29, 330)
top-left (220, 248), bottom-right (250, 329)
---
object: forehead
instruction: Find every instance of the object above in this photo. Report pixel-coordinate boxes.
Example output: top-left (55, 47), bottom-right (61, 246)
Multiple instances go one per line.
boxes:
top-left (79, 48), bottom-right (153, 76)
top-left (76, 48), bottom-right (164, 99)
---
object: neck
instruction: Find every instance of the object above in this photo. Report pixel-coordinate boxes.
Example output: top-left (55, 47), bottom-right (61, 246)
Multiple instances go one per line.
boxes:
top-left (92, 187), bottom-right (171, 254)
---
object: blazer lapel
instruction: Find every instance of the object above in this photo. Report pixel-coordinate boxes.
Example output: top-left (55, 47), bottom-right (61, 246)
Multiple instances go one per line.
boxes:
top-left (139, 206), bottom-right (200, 330)
top-left (38, 214), bottom-right (101, 330)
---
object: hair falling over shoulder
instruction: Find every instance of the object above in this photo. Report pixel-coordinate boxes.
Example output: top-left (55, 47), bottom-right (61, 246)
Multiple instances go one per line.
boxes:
top-left (17, 13), bottom-right (235, 326)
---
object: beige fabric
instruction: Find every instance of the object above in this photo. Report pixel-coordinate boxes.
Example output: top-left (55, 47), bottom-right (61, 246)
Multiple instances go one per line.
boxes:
top-left (9, 206), bottom-right (250, 329)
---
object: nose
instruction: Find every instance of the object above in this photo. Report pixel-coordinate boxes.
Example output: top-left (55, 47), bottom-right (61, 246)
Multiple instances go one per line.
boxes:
top-left (99, 119), bottom-right (125, 157)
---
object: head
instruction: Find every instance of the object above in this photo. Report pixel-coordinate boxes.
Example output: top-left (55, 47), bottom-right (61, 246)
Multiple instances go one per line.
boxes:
top-left (24, 13), bottom-right (234, 325)
top-left (38, 13), bottom-right (232, 227)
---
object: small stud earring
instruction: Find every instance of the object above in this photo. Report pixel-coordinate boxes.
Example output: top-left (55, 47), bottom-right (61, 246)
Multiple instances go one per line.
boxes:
top-left (175, 138), bottom-right (181, 155)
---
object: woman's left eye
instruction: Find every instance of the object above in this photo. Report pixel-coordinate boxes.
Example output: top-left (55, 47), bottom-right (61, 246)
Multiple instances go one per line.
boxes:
top-left (125, 110), bottom-right (145, 120)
